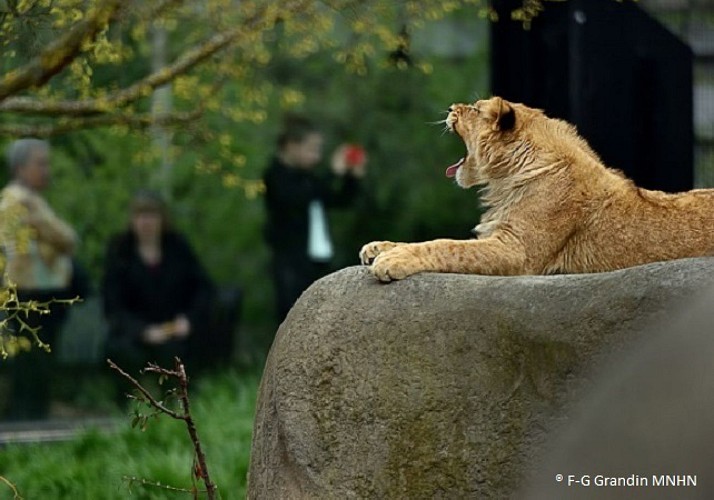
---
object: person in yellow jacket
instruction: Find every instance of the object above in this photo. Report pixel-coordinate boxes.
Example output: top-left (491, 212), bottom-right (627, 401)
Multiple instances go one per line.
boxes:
top-left (0, 138), bottom-right (78, 420)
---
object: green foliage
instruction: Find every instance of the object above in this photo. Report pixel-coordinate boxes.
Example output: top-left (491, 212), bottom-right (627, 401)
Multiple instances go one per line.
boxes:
top-left (0, 0), bottom-right (494, 135)
top-left (0, 370), bottom-right (258, 498)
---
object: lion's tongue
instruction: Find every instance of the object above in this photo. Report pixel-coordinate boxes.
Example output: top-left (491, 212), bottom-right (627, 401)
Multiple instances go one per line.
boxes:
top-left (446, 157), bottom-right (465, 178)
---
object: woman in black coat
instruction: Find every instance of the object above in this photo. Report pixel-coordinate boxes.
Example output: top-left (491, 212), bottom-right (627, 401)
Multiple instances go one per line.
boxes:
top-left (102, 190), bottom-right (213, 376)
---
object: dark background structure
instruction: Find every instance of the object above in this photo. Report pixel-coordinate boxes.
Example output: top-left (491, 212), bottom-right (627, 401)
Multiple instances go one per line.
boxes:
top-left (491, 0), bottom-right (694, 193)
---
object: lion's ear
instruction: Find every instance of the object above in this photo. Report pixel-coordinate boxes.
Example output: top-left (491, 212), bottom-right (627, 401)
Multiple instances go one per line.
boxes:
top-left (492, 98), bottom-right (515, 132)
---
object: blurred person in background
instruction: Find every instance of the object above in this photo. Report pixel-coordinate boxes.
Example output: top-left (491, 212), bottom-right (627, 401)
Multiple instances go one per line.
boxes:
top-left (263, 115), bottom-right (367, 323)
top-left (0, 138), bottom-right (78, 420)
top-left (102, 190), bottom-right (213, 403)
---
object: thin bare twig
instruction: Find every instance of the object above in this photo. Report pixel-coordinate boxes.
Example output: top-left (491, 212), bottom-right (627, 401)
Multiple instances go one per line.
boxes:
top-left (108, 357), bottom-right (218, 500)
top-left (0, 475), bottom-right (22, 500)
top-left (123, 475), bottom-right (207, 495)
top-left (176, 361), bottom-right (216, 499)
top-left (107, 359), bottom-right (182, 419)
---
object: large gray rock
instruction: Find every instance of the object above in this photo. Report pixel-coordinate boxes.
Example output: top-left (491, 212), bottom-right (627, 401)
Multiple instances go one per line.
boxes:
top-left (248, 258), bottom-right (714, 499)
top-left (522, 284), bottom-right (714, 499)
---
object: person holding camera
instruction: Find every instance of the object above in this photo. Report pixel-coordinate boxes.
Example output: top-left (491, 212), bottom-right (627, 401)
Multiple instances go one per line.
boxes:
top-left (263, 116), bottom-right (367, 323)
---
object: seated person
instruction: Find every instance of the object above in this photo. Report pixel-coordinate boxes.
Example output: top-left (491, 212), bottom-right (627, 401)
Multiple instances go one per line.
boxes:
top-left (102, 190), bottom-right (213, 381)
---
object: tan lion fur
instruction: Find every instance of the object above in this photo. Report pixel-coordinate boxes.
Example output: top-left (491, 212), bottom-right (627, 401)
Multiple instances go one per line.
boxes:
top-left (360, 96), bottom-right (714, 282)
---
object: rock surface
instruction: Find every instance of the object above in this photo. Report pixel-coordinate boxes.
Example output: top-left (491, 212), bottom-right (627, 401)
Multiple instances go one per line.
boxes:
top-left (522, 284), bottom-right (714, 499)
top-left (248, 258), bottom-right (714, 499)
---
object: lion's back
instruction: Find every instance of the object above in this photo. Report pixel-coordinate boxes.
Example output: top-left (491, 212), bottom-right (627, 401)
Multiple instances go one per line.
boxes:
top-left (555, 181), bottom-right (714, 273)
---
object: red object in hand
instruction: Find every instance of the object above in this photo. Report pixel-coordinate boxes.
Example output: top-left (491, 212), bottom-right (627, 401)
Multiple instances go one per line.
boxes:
top-left (344, 144), bottom-right (366, 167)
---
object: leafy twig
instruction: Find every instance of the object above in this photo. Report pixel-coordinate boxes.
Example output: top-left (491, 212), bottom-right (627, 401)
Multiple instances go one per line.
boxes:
top-left (0, 278), bottom-right (80, 358)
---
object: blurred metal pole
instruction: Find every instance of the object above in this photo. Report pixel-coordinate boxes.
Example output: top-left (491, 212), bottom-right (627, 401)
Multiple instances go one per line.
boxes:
top-left (151, 24), bottom-right (174, 201)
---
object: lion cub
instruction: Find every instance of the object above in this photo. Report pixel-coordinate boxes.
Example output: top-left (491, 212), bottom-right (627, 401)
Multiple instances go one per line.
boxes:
top-left (361, 97), bottom-right (714, 282)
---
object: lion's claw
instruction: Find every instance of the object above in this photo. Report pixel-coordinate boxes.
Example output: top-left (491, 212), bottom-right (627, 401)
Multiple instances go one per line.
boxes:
top-left (359, 241), bottom-right (399, 266)
top-left (370, 250), bottom-right (415, 282)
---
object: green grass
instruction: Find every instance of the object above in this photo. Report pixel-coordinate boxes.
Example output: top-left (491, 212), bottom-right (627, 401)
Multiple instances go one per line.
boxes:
top-left (0, 370), bottom-right (260, 499)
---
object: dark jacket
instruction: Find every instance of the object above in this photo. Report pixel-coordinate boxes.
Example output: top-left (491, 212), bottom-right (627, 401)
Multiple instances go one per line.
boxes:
top-left (263, 156), bottom-right (359, 256)
top-left (102, 231), bottom-right (213, 345)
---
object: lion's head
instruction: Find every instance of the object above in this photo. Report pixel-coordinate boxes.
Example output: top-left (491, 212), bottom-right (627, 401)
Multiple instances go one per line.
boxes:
top-left (445, 96), bottom-right (537, 188)
top-left (445, 96), bottom-right (603, 190)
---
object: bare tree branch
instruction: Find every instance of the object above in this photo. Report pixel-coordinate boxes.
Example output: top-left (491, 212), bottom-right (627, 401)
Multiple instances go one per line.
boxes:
top-left (148, 0), bottom-right (187, 19)
top-left (143, 361), bottom-right (218, 499)
top-left (0, 74), bottom-right (227, 137)
top-left (0, 109), bottom-right (203, 137)
top-left (0, 0), bottom-right (126, 102)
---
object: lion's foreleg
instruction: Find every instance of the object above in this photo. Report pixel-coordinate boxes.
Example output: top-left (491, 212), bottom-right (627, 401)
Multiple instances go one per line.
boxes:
top-left (370, 237), bottom-right (526, 282)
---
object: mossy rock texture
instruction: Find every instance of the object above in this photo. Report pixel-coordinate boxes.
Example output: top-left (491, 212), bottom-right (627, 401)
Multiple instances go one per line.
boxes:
top-left (248, 258), bottom-right (714, 499)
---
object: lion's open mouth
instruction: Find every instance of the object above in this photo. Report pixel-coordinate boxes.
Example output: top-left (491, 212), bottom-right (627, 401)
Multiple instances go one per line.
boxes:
top-left (445, 110), bottom-right (466, 178)
top-left (446, 157), bottom-right (464, 178)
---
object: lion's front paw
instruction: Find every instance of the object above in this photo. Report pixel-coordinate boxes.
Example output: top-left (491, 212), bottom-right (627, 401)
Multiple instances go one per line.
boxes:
top-left (359, 241), bottom-right (400, 265)
top-left (370, 248), bottom-right (420, 282)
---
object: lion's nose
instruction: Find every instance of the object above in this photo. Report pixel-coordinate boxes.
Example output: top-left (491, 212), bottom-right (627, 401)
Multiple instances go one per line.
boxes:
top-left (448, 106), bottom-right (454, 113)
